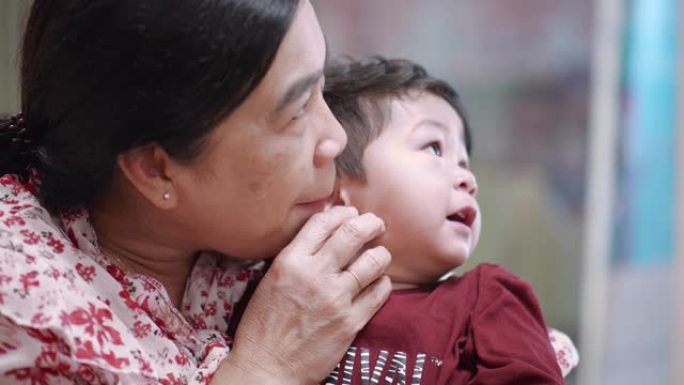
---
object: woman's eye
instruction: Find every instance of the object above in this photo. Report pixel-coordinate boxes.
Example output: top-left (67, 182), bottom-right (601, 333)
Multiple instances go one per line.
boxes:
top-left (292, 106), bottom-right (306, 121)
top-left (291, 94), bottom-right (314, 122)
top-left (292, 100), bottom-right (311, 121)
top-left (426, 142), bottom-right (443, 157)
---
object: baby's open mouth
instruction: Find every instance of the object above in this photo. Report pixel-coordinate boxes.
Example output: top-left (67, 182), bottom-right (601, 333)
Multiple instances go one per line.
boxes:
top-left (447, 206), bottom-right (476, 228)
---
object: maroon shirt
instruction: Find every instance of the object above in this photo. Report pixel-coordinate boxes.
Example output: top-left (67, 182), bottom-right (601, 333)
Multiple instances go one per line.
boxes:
top-left (323, 264), bottom-right (563, 385)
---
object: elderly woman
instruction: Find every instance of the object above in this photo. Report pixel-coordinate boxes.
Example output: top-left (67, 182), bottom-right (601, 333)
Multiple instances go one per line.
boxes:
top-left (0, 1), bottom-right (392, 384)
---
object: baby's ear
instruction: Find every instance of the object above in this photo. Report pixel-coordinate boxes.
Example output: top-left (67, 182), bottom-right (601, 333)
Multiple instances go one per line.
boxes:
top-left (332, 176), bottom-right (352, 206)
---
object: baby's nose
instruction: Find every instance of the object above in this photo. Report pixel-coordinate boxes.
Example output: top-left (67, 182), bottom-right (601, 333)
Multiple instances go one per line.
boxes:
top-left (454, 170), bottom-right (478, 197)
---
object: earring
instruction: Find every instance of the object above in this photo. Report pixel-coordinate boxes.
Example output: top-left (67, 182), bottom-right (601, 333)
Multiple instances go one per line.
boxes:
top-left (163, 192), bottom-right (171, 200)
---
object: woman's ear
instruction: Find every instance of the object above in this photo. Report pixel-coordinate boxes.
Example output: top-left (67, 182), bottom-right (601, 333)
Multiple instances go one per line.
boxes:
top-left (116, 144), bottom-right (178, 209)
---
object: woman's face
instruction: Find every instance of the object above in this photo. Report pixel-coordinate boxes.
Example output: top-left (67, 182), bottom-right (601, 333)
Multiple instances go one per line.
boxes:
top-left (173, 1), bottom-right (346, 259)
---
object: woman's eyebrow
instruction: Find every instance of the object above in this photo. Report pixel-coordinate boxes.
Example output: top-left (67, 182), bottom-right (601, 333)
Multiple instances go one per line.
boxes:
top-left (275, 70), bottom-right (324, 114)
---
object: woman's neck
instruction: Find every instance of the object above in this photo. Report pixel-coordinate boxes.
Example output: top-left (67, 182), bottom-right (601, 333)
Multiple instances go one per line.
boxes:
top-left (91, 196), bottom-right (197, 308)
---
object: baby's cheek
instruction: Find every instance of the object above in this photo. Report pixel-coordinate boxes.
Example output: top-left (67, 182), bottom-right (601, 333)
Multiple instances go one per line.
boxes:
top-left (470, 214), bottom-right (483, 249)
top-left (381, 198), bottom-right (432, 239)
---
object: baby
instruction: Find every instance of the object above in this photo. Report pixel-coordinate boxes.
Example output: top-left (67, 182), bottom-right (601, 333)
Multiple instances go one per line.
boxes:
top-left (320, 57), bottom-right (578, 385)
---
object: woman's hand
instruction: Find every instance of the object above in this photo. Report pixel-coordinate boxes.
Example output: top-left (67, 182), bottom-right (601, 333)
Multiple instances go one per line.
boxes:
top-left (214, 206), bottom-right (392, 385)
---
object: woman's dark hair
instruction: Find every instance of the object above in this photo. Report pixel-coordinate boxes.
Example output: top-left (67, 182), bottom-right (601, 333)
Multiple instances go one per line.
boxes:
top-left (323, 57), bottom-right (472, 181)
top-left (0, 0), bottom-right (298, 213)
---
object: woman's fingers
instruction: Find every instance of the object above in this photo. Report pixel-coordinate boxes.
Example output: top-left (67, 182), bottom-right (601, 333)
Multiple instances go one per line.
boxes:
top-left (285, 206), bottom-right (359, 255)
top-left (315, 212), bottom-right (386, 270)
top-left (342, 246), bottom-right (391, 296)
top-left (349, 274), bottom-right (393, 325)
top-left (230, 210), bottom-right (392, 384)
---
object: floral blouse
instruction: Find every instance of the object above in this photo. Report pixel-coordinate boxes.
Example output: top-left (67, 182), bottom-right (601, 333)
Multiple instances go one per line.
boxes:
top-left (0, 172), bottom-right (578, 384)
top-left (0, 173), bottom-right (263, 384)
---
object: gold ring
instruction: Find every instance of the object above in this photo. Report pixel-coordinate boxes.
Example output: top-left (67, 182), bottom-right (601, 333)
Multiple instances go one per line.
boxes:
top-left (348, 269), bottom-right (363, 290)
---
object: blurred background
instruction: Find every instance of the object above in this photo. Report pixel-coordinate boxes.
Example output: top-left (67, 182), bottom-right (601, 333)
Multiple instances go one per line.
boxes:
top-left (1, 1), bottom-right (681, 384)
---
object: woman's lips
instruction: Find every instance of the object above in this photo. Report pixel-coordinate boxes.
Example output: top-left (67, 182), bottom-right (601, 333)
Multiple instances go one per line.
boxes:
top-left (295, 195), bottom-right (332, 214)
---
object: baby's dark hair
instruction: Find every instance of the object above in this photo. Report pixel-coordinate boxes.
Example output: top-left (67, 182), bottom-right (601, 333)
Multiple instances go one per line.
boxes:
top-left (323, 57), bottom-right (472, 181)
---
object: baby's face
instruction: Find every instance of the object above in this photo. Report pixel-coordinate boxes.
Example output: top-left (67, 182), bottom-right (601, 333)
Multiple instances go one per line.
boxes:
top-left (338, 92), bottom-right (481, 287)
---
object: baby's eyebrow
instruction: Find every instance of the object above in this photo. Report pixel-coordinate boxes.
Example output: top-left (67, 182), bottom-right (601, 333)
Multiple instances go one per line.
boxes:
top-left (412, 119), bottom-right (453, 136)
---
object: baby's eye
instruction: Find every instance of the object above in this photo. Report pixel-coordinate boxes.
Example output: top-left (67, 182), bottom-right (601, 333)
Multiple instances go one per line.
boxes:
top-left (425, 142), bottom-right (443, 157)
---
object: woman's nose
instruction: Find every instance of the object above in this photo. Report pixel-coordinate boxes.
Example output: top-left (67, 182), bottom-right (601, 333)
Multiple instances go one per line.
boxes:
top-left (314, 102), bottom-right (348, 168)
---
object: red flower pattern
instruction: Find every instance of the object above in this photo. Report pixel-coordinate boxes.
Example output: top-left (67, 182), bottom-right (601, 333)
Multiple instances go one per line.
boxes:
top-left (45, 234), bottom-right (64, 254)
top-left (9, 204), bottom-right (32, 215)
top-left (20, 229), bottom-right (41, 245)
top-left (30, 312), bottom-right (51, 326)
top-left (133, 320), bottom-right (152, 339)
top-left (60, 303), bottom-right (123, 347)
top-left (19, 271), bottom-right (40, 293)
top-left (3, 216), bottom-right (26, 227)
top-left (175, 353), bottom-right (190, 366)
top-left (75, 263), bottom-right (96, 283)
top-left (138, 356), bottom-right (153, 374)
top-left (160, 373), bottom-right (183, 385)
top-left (6, 367), bottom-right (55, 385)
